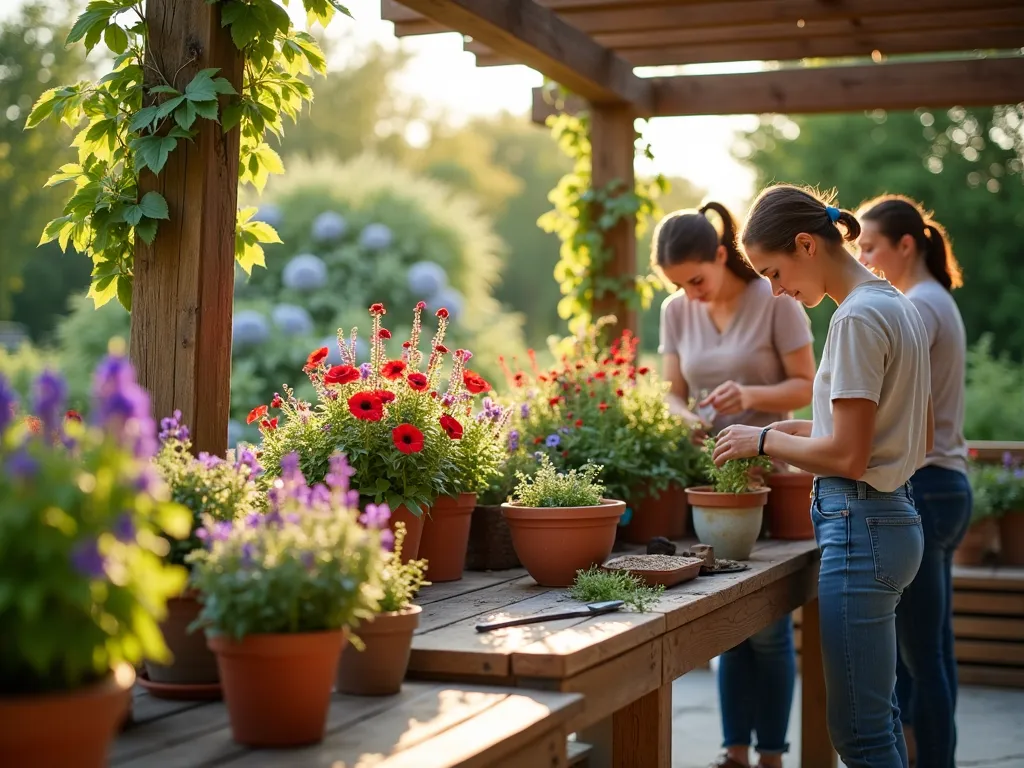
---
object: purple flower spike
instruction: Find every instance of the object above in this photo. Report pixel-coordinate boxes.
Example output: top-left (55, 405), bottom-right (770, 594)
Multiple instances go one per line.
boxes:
top-left (6, 449), bottom-right (39, 480)
top-left (345, 489), bottom-right (360, 509)
top-left (0, 374), bottom-right (17, 433)
top-left (359, 362), bottom-right (372, 380)
top-left (326, 453), bottom-right (356, 491)
top-left (245, 512), bottom-right (263, 528)
top-left (212, 521), bottom-right (232, 541)
top-left (235, 448), bottom-right (262, 476)
top-left (380, 529), bottom-right (395, 552)
top-left (241, 542), bottom-right (255, 566)
top-left (70, 537), bottom-right (106, 579)
top-left (1003, 451), bottom-right (1014, 468)
top-left (112, 512), bottom-right (136, 543)
top-left (158, 409), bottom-right (189, 443)
top-left (33, 370), bottom-right (67, 437)
top-left (359, 502), bottom-right (391, 529)
top-left (520, 403), bottom-right (530, 419)
top-left (195, 527), bottom-right (209, 540)
top-left (507, 429), bottom-right (520, 452)
top-left (198, 451), bottom-right (224, 469)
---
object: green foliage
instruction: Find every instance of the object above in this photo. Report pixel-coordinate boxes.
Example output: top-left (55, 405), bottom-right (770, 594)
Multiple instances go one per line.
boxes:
top-left (700, 436), bottom-right (772, 494)
top-left (448, 403), bottom-right (508, 496)
top-left (511, 454), bottom-right (605, 508)
top-left (969, 459), bottom-right (1024, 522)
top-left (569, 566), bottom-right (664, 613)
top-left (964, 334), bottom-right (1024, 440)
top-left (377, 522), bottom-right (429, 614)
top-left (0, 343), bottom-right (60, 401)
top-left (26, 0), bottom-right (352, 311)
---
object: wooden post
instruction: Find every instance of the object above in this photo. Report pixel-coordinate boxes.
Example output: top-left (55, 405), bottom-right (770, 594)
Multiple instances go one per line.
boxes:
top-left (588, 103), bottom-right (637, 335)
top-left (801, 597), bottom-right (838, 768)
top-left (131, 0), bottom-right (242, 457)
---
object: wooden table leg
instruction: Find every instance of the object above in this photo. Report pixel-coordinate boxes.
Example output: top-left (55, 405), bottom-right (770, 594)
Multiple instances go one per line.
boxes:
top-left (801, 598), bottom-right (837, 768)
top-left (612, 683), bottom-right (671, 768)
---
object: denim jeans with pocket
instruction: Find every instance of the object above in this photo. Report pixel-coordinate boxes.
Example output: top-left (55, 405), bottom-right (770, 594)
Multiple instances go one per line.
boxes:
top-left (894, 465), bottom-right (973, 768)
top-left (718, 615), bottom-right (796, 755)
top-left (812, 476), bottom-right (924, 768)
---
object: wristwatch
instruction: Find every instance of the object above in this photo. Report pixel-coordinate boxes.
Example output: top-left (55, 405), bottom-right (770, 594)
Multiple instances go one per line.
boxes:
top-left (757, 425), bottom-right (773, 456)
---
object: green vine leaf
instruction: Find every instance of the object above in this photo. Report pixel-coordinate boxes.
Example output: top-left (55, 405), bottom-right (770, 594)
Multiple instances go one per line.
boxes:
top-left (235, 206), bottom-right (281, 275)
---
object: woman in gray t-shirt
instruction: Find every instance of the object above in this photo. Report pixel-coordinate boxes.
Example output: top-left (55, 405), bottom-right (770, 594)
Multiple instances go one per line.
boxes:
top-left (859, 195), bottom-right (971, 768)
top-left (653, 202), bottom-right (816, 768)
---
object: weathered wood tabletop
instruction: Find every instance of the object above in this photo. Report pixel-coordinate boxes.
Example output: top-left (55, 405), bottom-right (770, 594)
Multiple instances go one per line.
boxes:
top-left (114, 681), bottom-right (583, 767)
top-left (407, 537), bottom-right (832, 768)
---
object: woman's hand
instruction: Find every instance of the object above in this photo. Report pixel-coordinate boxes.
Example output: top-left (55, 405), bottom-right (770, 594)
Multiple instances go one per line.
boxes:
top-left (710, 424), bottom-right (763, 466)
top-left (699, 381), bottom-right (748, 416)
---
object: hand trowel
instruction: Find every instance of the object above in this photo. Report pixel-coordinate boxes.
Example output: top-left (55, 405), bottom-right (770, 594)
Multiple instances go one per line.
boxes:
top-left (474, 600), bottom-right (625, 633)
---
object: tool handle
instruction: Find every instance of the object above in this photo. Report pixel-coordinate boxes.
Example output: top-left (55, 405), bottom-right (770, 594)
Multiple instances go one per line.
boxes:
top-left (475, 609), bottom-right (587, 633)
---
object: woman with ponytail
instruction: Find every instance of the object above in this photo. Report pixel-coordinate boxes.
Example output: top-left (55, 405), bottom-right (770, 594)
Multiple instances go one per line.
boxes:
top-left (858, 194), bottom-right (970, 768)
top-left (711, 184), bottom-right (933, 768)
top-left (653, 202), bottom-right (815, 768)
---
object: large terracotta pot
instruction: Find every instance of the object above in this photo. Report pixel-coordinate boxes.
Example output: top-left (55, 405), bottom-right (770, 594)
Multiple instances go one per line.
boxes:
top-left (144, 590), bottom-right (220, 690)
top-left (418, 493), bottom-right (476, 582)
top-left (998, 511), bottom-right (1024, 566)
top-left (388, 504), bottom-right (425, 563)
top-left (501, 499), bottom-right (625, 587)
top-left (953, 517), bottom-right (1000, 566)
top-left (208, 629), bottom-right (346, 747)
top-left (0, 666), bottom-right (134, 768)
top-left (686, 486), bottom-right (771, 560)
top-left (765, 470), bottom-right (814, 540)
top-left (336, 605), bottom-right (421, 696)
top-left (620, 484), bottom-right (688, 544)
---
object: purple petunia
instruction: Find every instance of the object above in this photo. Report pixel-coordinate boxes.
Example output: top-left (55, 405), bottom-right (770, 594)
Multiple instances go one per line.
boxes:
top-left (70, 536), bottom-right (106, 579)
top-left (112, 512), bottom-right (136, 543)
top-left (158, 410), bottom-right (190, 443)
top-left (32, 370), bottom-right (67, 438)
top-left (0, 374), bottom-right (17, 434)
top-left (91, 354), bottom-right (158, 459)
top-left (234, 448), bottom-right (262, 476)
top-left (545, 433), bottom-right (561, 448)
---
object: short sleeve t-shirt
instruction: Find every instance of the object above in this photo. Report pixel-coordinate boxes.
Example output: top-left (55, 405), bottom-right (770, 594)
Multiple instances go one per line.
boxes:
top-left (659, 278), bottom-right (813, 432)
top-left (906, 279), bottom-right (968, 475)
top-left (811, 279), bottom-right (931, 492)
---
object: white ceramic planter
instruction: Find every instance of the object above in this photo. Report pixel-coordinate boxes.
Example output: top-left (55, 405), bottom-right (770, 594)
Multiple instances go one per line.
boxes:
top-left (686, 487), bottom-right (770, 561)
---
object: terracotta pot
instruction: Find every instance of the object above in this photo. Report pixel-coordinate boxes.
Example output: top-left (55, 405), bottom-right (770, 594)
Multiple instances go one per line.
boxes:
top-left (765, 471), bottom-right (814, 540)
top-left (208, 629), bottom-right (346, 747)
top-left (144, 590), bottom-right (220, 689)
top-left (0, 666), bottom-right (134, 767)
top-left (501, 499), bottom-right (625, 587)
top-left (998, 511), bottom-right (1024, 566)
top-left (388, 504), bottom-right (425, 563)
top-left (953, 517), bottom-right (1000, 566)
top-left (620, 484), bottom-right (688, 544)
top-left (418, 493), bottom-right (476, 582)
top-left (336, 605), bottom-right (421, 696)
top-left (686, 486), bottom-right (770, 560)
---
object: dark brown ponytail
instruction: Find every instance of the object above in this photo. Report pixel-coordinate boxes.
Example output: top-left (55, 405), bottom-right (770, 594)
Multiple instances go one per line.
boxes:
top-left (651, 201), bottom-right (758, 283)
top-left (741, 184), bottom-right (860, 255)
top-left (860, 195), bottom-right (963, 292)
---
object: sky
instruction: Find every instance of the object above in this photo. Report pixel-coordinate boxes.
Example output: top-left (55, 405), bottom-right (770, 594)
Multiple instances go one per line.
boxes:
top-left (2, 0), bottom-right (761, 209)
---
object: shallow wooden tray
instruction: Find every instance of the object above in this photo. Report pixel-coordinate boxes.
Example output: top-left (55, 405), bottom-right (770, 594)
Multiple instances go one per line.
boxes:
top-left (602, 555), bottom-right (704, 588)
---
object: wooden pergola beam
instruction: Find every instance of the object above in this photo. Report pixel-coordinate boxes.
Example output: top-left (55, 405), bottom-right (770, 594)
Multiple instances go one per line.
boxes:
top-left (391, 0), bottom-right (654, 110)
top-left (532, 57), bottom-right (1024, 122)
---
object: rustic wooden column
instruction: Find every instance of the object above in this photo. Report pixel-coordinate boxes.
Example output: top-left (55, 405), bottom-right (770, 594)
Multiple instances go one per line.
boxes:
top-left (588, 102), bottom-right (637, 334)
top-left (131, 0), bottom-right (242, 457)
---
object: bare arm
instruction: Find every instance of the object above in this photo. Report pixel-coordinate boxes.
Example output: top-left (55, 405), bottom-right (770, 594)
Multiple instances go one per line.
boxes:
top-left (743, 343), bottom-right (815, 413)
top-left (768, 419), bottom-right (814, 438)
top-left (760, 398), bottom-right (876, 479)
top-left (662, 352), bottom-right (705, 426)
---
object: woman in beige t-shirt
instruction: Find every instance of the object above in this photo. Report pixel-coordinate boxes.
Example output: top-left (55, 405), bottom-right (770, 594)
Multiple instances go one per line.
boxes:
top-left (653, 202), bottom-right (816, 768)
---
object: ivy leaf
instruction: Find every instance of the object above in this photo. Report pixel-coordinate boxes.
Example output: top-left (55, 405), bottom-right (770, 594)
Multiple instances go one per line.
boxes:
top-left (66, 2), bottom-right (120, 51)
top-left (116, 274), bottom-right (133, 311)
top-left (129, 105), bottom-right (160, 133)
top-left (292, 32), bottom-right (327, 74)
top-left (39, 216), bottom-right (73, 247)
top-left (192, 100), bottom-right (219, 121)
top-left (138, 191), bottom-right (170, 220)
top-left (25, 87), bottom-right (59, 129)
top-left (174, 100), bottom-right (198, 131)
top-left (149, 85), bottom-right (180, 96)
top-left (136, 218), bottom-right (159, 245)
top-left (155, 95), bottom-right (186, 121)
top-left (103, 23), bottom-right (128, 54)
top-left (184, 71), bottom-right (218, 102)
top-left (88, 274), bottom-right (119, 309)
top-left (222, 0), bottom-right (262, 49)
top-left (221, 103), bottom-right (243, 132)
top-left (328, 1), bottom-right (352, 17)
top-left (44, 163), bottom-right (84, 187)
top-left (133, 135), bottom-right (178, 175)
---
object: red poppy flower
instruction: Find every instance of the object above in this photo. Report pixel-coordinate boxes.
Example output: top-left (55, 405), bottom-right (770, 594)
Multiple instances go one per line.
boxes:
top-left (305, 347), bottom-right (328, 370)
top-left (382, 360), bottom-right (407, 380)
top-left (393, 423), bottom-right (424, 454)
top-left (463, 370), bottom-right (491, 394)
top-left (599, 402), bottom-right (609, 412)
top-left (616, 388), bottom-right (624, 397)
top-left (440, 414), bottom-right (464, 440)
top-left (637, 366), bottom-right (650, 375)
top-left (614, 356), bottom-right (628, 365)
top-left (64, 410), bottom-right (82, 423)
top-left (260, 417), bottom-right (278, 430)
top-left (348, 392), bottom-right (384, 422)
top-left (369, 303), bottom-right (386, 316)
top-left (324, 365), bottom-right (360, 386)
top-left (270, 393), bottom-right (283, 408)
top-left (575, 419), bottom-right (583, 428)
top-left (436, 308), bottom-right (449, 319)
top-left (247, 405), bottom-right (268, 425)
top-left (548, 397), bottom-right (561, 407)
top-left (379, 328), bottom-right (392, 339)
top-left (407, 372), bottom-right (428, 392)
top-left (595, 371), bottom-right (607, 379)
top-left (534, 436), bottom-right (544, 445)
top-left (375, 389), bottom-right (396, 404)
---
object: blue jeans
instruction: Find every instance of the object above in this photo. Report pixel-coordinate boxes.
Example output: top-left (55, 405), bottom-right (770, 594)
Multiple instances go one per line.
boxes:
top-left (812, 476), bottom-right (924, 768)
top-left (894, 465), bottom-right (973, 768)
top-left (719, 615), bottom-right (796, 754)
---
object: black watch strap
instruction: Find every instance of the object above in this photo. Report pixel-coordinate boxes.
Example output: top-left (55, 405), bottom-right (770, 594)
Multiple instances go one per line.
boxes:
top-left (758, 426), bottom-right (773, 456)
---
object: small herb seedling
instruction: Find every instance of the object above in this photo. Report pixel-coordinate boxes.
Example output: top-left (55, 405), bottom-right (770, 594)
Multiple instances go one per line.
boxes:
top-left (701, 436), bottom-right (773, 494)
top-left (569, 567), bottom-right (665, 612)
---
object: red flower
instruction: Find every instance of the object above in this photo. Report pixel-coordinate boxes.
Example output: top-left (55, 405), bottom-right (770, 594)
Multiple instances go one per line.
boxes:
top-left (638, 366), bottom-right (650, 375)
top-left (369, 303), bottom-right (386, 316)
top-left (595, 371), bottom-right (607, 379)
top-left (247, 405), bottom-right (268, 425)
top-left (348, 392), bottom-right (384, 422)
top-left (407, 373), bottom-right (428, 392)
top-left (324, 365), bottom-right (360, 386)
top-left (440, 414), bottom-right (464, 440)
top-left (375, 389), bottom-right (396, 404)
top-left (64, 410), bottom-right (82, 423)
top-left (614, 356), bottom-right (628, 365)
top-left (534, 436), bottom-right (544, 445)
top-left (575, 419), bottom-right (583, 428)
top-left (402, 341), bottom-right (411, 349)
top-left (416, 301), bottom-right (426, 310)
top-left (393, 423), bottom-right (424, 454)
top-left (436, 308), bottom-right (449, 319)
top-left (261, 417), bottom-right (278, 430)
top-left (599, 402), bottom-right (609, 412)
top-left (435, 344), bottom-right (449, 354)
top-left (616, 388), bottom-right (624, 397)
top-left (305, 347), bottom-right (329, 370)
top-left (270, 393), bottom-right (283, 408)
top-left (548, 397), bottom-right (561, 407)
top-left (379, 328), bottom-right (392, 339)
top-left (463, 370), bottom-right (491, 394)
top-left (382, 360), bottom-right (407, 380)
top-left (25, 416), bottom-right (41, 434)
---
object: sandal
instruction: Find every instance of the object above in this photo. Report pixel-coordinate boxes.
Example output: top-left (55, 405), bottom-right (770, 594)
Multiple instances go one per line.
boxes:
top-left (707, 756), bottom-right (749, 768)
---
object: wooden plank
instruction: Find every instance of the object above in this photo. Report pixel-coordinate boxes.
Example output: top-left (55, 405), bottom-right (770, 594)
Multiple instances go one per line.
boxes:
top-left (393, 0), bottom-right (654, 110)
top-left (800, 598), bottom-right (837, 768)
top-left (131, 0), bottom-right (241, 457)
top-left (966, 440), bottom-right (1024, 463)
top-left (954, 639), bottom-right (1024, 666)
top-left (953, 590), bottom-right (1024, 616)
top-left (416, 569), bottom-right (531, 606)
top-left (954, 616), bottom-right (1024, 641)
top-left (952, 565), bottom-right (1024, 592)
top-left (611, 683), bottom-right (671, 768)
top-left (417, 577), bottom-right (546, 634)
top-left (957, 664), bottom-right (1024, 688)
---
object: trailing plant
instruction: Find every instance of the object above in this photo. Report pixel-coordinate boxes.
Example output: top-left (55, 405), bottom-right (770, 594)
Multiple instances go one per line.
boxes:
top-left (377, 521), bottom-right (429, 614)
top-left (701, 436), bottom-right (773, 494)
top-left (511, 453), bottom-right (605, 508)
top-left (569, 566), bottom-right (664, 612)
top-left (26, 0), bottom-right (352, 310)
top-left (537, 109), bottom-right (668, 333)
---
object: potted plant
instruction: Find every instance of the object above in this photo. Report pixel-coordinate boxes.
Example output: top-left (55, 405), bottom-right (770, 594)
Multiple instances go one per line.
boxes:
top-left (141, 412), bottom-right (263, 698)
top-left (188, 451), bottom-right (386, 747)
top-left (501, 454), bottom-right (625, 587)
top-left (685, 438), bottom-right (773, 560)
top-left (0, 356), bottom-right (191, 767)
top-left (967, 457), bottom-right (1024, 565)
top-left (764, 462), bottom-right (815, 540)
top-left (336, 520), bottom-right (430, 695)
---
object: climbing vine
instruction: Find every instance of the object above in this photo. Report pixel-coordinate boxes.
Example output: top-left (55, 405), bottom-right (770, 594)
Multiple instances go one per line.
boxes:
top-left (537, 102), bottom-right (668, 333)
top-left (24, 0), bottom-right (349, 311)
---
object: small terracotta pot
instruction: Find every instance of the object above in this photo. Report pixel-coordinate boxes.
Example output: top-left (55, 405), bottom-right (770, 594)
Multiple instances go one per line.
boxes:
top-left (998, 511), bottom-right (1024, 566)
top-left (0, 666), bottom-right (134, 768)
top-left (502, 499), bottom-right (625, 587)
top-left (686, 486), bottom-right (770, 560)
top-left (620, 484), bottom-right (688, 543)
top-left (953, 517), bottom-right (1000, 566)
top-left (336, 605), bottom-right (421, 696)
top-left (388, 504), bottom-right (425, 563)
top-left (418, 493), bottom-right (476, 582)
top-left (144, 590), bottom-right (220, 689)
top-left (765, 470), bottom-right (814, 540)
top-left (208, 629), bottom-right (347, 747)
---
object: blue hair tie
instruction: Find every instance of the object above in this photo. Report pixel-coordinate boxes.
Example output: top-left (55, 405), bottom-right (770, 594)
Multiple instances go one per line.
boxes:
top-left (826, 205), bottom-right (841, 223)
